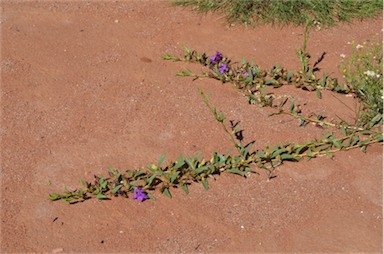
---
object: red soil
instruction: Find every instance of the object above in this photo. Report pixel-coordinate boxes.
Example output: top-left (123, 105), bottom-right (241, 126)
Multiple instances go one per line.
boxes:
top-left (1, 1), bottom-right (382, 253)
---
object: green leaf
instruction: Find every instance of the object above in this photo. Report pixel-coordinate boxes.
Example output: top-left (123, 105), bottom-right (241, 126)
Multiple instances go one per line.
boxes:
top-left (99, 177), bottom-right (108, 189)
top-left (170, 172), bottom-right (180, 184)
top-left (357, 139), bottom-right (370, 147)
top-left (146, 193), bottom-right (156, 200)
top-left (207, 164), bottom-right (217, 174)
top-left (256, 151), bottom-right (267, 159)
top-left (316, 144), bottom-right (332, 151)
top-left (332, 139), bottom-right (343, 149)
top-left (350, 135), bottom-right (360, 146)
top-left (146, 173), bottom-right (158, 187)
top-left (307, 149), bottom-right (314, 158)
top-left (111, 185), bottom-right (123, 194)
top-left (182, 183), bottom-right (189, 195)
top-left (134, 170), bottom-right (146, 178)
top-left (341, 126), bottom-right (347, 136)
top-left (345, 136), bottom-right (353, 147)
top-left (158, 153), bottom-right (166, 167)
top-left (286, 70), bottom-right (294, 81)
top-left (316, 89), bottom-right (322, 99)
top-left (360, 130), bottom-right (371, 135)
top-left (185, 158), bottom-right (195, 170)
top-left (320, 73), bottom-right (327, 87)
top-left (96, 194), bottom-right (108, 200)
top-left (241, 142), bottom-right (253, 157)
top-left (227, 168), bottom-right (244, 176)
top-left (146, 164), bottom-right (157, 173)
top-left (247, 93), bottom-right (259, 103)
top-left (217, 153), bottom-right (227, 165)
top-left (281, 153), bottom-right (298, 161)
top-left (176, 68), bottom-right (194, 77)
top-left (367, 113), bottom-right (382, 128)
top-left (218, 112), bottom-right (225, 122)
top-left (264, 79), bottom-right (276, 85)
top-left (195, 165), bottom-right (208, 174)
top-left (162, 187), bottom-right (172, 198)
top-left (125, 169), bottom-right (134, 177)
top-left (273, 82), bottom-right (283, 88)
top-left (107, 167), bottom-right (116, 175)
top-left (161, 54), bottom-right (180, 61)
top-left (61, 197), bottom-right (75, 202)
top-left (289, 100), bottom-right (296, 113)
top-left (295, 145), bottom-right (308, 154)
top-left (248, 67), bottom-right (253, 81)
top-left (174, 154), bottom-right (185, 169)
top-left (202, 178), bottom-right (209, 190)
top-left (244, 167), bottom-right (253, 173)
top-left (49, 193), bottom-right (61, 201)
top-left (80, 179), bottom-right (87, 188)
top-left (271, 147), bottom-right (286, 158)
top-left (129, 180), bottom-right (139, 190)
top-left (182, 45), bottom-right (191, 54)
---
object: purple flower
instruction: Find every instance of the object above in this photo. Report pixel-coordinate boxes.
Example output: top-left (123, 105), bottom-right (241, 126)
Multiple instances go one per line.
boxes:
top-left (210, 51), bottom-right (223, 64)
top-left (219, 63), bottom-right (229, 74)
top-left (242, 70), bottom-right (255, 77)
top-left (132, 187), bottom-right (148, 202)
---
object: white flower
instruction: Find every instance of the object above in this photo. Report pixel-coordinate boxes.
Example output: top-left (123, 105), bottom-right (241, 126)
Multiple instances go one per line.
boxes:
top-left (364, 70), bottom-right (377, 77)
top-left (340, 54), bottom-right (346, 58)
top-left (356, 44), bottom-right (364, 50)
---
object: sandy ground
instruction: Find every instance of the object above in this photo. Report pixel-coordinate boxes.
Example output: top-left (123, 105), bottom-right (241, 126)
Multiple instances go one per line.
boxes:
top-left (1, 1), bottom-right (383, 253)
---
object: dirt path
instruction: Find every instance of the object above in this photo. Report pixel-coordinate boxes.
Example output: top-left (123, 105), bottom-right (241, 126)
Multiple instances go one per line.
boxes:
top-left (1, 1), bottom-right (382, 253)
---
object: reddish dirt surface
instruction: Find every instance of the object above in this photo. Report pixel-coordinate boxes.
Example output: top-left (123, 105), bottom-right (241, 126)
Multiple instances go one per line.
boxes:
top-left (1, 1), bottom-right (383, 253)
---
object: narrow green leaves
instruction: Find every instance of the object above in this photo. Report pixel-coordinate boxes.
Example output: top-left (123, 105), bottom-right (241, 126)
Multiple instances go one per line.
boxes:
top-left (111, 185), bottom-right (123, 194)
top-left (174, 154), bottom-right (185, 169)
top-left (227, 168), bottom-right (244, 176)
top-left (202, 178), bottom-right (209, 190)
top-left (96, 194), bottom-right (108, 200)
top-left (182, 183), bottom-right (189, 195)
top-left (146, 173), bottom-right (158, 187)
top-left (162, 187), bottom-right (172, 198)
top-left (158, 153), bottom-right (166, 167)
top-left (161, 54), bottom-right (181, 61)
top-left (170, 172), bottom-right (180, 184)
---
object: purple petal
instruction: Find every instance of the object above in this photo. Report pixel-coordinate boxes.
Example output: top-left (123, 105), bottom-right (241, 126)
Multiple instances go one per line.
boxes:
top-left (132, 187), bottom-right (148, 202)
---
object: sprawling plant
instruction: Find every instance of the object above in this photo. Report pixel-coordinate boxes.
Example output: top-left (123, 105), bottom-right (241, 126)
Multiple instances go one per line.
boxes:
top-left (49, 23), bottom-right (382, 203)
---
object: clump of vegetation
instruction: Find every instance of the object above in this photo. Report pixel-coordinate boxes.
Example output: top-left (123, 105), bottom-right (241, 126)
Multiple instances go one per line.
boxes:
top-left (49, 21), bottom-right (382, 204)
top-left (338, 39), bottom-right (383, 124)
top-left (173, 0), bottom-right (383, 27)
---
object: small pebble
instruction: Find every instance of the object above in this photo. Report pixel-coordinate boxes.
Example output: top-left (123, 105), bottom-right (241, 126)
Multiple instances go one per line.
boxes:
top-left (52, 248), bottom-right (63, 253)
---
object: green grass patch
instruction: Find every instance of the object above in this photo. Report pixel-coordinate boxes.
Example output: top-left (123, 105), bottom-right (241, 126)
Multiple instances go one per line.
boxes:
top-left (173, 0), bottom-right (383, 27)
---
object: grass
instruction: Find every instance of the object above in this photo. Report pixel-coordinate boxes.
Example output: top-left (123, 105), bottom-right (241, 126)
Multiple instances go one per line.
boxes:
top-left (173, 0), bottom-right (383, 27)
